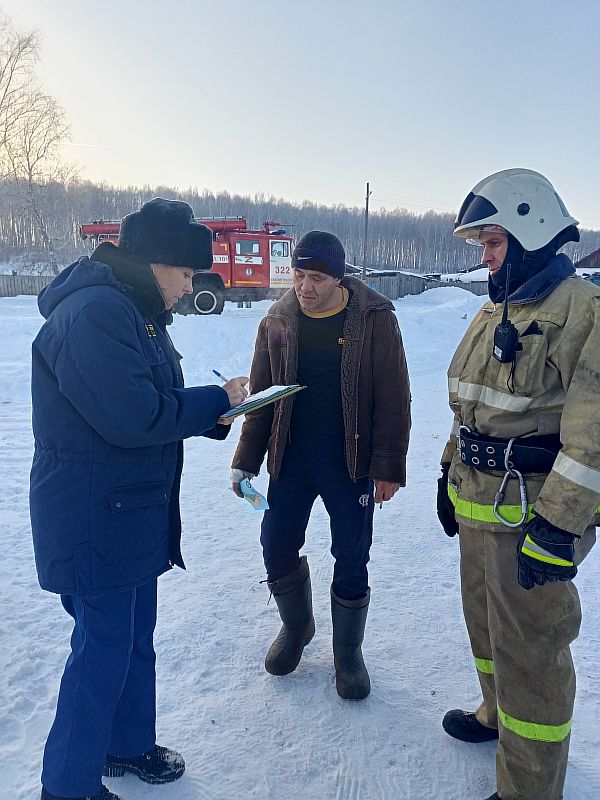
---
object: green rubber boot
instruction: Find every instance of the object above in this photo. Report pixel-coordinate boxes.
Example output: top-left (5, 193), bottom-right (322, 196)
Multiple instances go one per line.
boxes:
top-left (265, 556), bottom-right (315, 676)
top-left (331, 587), bottom-right (371, 700)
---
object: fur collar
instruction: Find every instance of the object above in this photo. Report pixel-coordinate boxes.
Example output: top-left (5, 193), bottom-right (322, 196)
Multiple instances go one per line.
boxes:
top-left (91, 242), bottom-right (169, 320)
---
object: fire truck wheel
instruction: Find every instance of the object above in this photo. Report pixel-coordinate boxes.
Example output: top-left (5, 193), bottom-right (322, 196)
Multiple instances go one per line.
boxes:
top-left (193, 286), bottom-right (224, 315)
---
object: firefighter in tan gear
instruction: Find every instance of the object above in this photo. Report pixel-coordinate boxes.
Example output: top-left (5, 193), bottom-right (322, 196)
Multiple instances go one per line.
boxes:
top-left (436, 169), bottom-right (599, 800)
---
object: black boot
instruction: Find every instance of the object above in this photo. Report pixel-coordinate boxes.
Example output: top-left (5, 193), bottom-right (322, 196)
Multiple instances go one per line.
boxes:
top-left (41, 785), bottom-right (119, 800)
top-left (483, 794), bottom-right (501, 799)
top-left (331, 587), bottom-right (370, 700)
top-left (103, 744), bottom-right (185, 784)
top-left (265, 556), bottom-right (315, 676)
top-left (442, 709), bottom-right (499, 743)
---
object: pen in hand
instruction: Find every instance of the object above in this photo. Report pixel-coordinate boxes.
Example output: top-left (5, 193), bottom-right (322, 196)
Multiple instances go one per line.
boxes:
top-left (213, 371), bottom-right (250, 408)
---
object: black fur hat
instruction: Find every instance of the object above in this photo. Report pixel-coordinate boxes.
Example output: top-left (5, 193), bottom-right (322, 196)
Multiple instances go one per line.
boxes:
top-left (118, 197), bottom-right (212, 271)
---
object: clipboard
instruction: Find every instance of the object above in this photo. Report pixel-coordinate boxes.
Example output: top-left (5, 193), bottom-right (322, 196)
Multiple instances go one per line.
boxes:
top-left (220, 384), bottom-right (306, 420)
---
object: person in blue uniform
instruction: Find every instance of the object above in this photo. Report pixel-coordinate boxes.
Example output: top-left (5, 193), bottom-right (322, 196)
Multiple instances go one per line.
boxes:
top-left (30, 198), bottom-right (248, 800)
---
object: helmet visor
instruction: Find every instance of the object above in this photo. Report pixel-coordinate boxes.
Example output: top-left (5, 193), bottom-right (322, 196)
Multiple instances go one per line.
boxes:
top-left (455, 194), bottom-right (499, 229)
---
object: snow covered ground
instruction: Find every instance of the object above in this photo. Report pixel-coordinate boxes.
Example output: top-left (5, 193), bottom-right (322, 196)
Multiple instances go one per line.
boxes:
top-left (1, 287), bottom-right (598, 800)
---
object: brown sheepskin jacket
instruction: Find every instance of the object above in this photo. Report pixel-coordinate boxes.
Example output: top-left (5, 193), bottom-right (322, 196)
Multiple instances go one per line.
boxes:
top-left (231, 276), bottom-right (411, 484)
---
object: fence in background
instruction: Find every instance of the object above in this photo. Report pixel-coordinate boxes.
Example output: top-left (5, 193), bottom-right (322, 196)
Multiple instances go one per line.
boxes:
top-left (0, 272), bottom-right (489, 302)
top-left (0, 274), bottom-right (54, 297)
top-left (367, 273), bottom-right (488, 299)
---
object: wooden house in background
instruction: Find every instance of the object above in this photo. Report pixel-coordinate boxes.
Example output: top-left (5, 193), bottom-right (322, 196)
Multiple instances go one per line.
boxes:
top-left (575, 248), bottom-right (600, 269)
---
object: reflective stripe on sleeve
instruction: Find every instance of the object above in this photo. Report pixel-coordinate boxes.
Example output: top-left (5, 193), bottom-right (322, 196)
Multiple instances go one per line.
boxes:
top-left (497, 704), bottom-right (572, 743)
top-left (553, 451), bottom-right (600, 494)
top-left (448, 377), bottom-right (459, 394)
top-left (448, 482), bottom-right (535, 525)
top-left (474, 657), bottom-right (494, 675)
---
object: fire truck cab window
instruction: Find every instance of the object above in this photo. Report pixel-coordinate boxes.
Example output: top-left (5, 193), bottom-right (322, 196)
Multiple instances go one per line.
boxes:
top-left (271, 241), bottom-right (289, 258)
top-left (236, 240), bottom-right (260, 256)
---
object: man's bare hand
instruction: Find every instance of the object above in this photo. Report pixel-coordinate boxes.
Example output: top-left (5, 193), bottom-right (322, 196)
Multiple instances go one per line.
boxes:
top-left (230, 468), bottom-right (255, 498)
top-left (374, 479), bottom-right (401, 504)
top-left (223, 376), bottom-right (249, 407)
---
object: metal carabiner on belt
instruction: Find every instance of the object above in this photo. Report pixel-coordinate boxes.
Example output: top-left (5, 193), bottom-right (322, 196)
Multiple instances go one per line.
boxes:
top-left (492, 437), bottom-right (528, 528)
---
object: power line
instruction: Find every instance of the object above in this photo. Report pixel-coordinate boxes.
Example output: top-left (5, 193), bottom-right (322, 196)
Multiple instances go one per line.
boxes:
top-left (370, 195), bottom-right (456, 214)
top-left (373, 191), bottom-right (455, 205)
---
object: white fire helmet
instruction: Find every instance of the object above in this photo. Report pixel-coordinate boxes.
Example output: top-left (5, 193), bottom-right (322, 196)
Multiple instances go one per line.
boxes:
top-left (453, 168), bottom-right (578, 252)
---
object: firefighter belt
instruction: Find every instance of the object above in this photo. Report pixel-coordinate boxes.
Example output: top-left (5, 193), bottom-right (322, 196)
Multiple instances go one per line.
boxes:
top-left (458, 427), bottom-right (562, 528)
top-left (458, 428), bottom-right (561, 474)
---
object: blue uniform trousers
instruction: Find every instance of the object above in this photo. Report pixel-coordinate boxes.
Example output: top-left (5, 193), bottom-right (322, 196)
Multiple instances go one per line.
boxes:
top-left (42, 579), bottom-right (157, 797)
top-left (260, 441), bottom-right (374, 599)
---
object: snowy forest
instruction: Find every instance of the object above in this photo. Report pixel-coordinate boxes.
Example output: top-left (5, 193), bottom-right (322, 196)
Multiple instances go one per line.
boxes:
top-left (4, 180), bottom-right (600, 277)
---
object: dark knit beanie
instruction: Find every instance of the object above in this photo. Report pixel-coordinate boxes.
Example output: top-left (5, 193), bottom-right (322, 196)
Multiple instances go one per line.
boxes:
top-left (118, 197), bottom-right (213, 271)
top-left (291, 230), bottom-right (346, 278)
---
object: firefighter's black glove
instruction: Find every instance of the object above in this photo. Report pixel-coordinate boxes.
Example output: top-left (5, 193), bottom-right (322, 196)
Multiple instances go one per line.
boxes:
top-left (437, 462), bottom-right (459, 537)
top-left (517, 513), bottom-right (577, 590)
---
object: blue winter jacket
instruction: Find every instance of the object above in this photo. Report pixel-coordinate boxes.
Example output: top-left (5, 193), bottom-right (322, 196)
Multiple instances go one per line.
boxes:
top-left (30, 255), bottom-right (230, 596)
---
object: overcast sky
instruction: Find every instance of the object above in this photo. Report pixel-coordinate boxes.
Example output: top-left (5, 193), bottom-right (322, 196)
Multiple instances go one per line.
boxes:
top-left (4, 0), bottom-right (600, 227)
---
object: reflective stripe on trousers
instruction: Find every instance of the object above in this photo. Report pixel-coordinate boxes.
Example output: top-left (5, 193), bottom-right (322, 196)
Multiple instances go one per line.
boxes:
top-left (458, 522), bottom-right (583, 800)
top-left (497, 705), bottom-right (571, 743)
top-left (474, 657), bottom-right (571, 741)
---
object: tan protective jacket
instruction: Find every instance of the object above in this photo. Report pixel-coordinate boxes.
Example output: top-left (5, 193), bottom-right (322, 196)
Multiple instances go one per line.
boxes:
top-left (442, 274), bottom-right (600, 534)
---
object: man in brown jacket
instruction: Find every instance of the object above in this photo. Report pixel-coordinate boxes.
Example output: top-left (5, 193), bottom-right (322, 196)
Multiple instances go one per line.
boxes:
top-left (231, 230), bottom-right (411, 700)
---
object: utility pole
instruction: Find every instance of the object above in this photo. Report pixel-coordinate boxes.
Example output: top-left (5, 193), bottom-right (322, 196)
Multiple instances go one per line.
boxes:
top-left (362, 181), bottom-right (371, 280)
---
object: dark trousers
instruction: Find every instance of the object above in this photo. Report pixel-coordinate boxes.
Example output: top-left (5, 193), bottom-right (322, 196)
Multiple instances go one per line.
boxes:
top-left (42, 579), bottom-right (158, 797)
top-left (260, 442), bottom-right (374, 599)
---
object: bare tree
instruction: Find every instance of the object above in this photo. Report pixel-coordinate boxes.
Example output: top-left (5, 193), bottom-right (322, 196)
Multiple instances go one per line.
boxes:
top-left (3, 87), bottom-right (77, 274)
top-left (0, 13), bottom-right (76, 274)
top-left (0, 14), bottom-right (39, 175)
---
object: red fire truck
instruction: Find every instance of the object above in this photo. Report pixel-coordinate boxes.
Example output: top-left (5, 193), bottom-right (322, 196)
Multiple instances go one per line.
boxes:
top-left (79, 216), bottom-right (294, 314)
